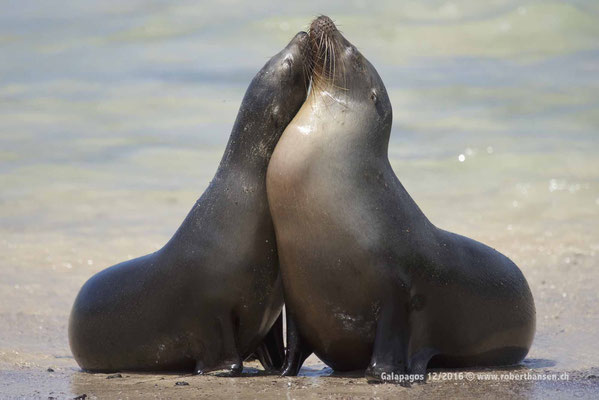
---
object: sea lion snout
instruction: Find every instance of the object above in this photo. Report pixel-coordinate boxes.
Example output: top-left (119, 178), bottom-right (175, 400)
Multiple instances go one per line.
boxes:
top-left (310, 15), bottom-right (337, 38)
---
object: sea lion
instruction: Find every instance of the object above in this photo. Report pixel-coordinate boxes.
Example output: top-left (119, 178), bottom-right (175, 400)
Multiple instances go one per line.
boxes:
top-left (68, 32), bottom-right (310, 375)
top-left (266, 16), bottom-right (535, 381)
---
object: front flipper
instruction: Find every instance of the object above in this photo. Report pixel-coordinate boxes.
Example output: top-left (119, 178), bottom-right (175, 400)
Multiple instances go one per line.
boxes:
top-left (280, 310), bottom-right (312, 376)
top-left (254, 311), bottom-right (285, 371)
top-left (365, 295), bottom-right (410, 385)
top-left (194, 314), bottom-right (243, 376)
top-left (409, 347), bottom-right (439, 382)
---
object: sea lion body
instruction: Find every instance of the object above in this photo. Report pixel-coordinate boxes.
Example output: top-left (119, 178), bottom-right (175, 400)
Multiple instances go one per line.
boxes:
top-left (267, 17), bottom-right (535, 378)
top-left (68, 32), bottom-right (309, 374)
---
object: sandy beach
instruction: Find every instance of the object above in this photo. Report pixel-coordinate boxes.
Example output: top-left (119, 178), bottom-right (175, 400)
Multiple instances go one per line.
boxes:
top-left (1, 1), bottom-right (599, 398)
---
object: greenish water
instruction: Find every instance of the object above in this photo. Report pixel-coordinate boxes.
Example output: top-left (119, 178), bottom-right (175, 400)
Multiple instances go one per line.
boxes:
top-left (1, 1), bottom-right (598, 398)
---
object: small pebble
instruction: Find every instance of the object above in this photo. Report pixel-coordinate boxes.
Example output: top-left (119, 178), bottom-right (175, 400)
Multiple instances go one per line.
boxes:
top-left (72, 395), bottom-right (87, 400)
top-left (47, 368), bottom-right (54, 372)
top-left (175, 381), bottom-right (189, 386)
top-left (106, 373), bottom-right (122, 379)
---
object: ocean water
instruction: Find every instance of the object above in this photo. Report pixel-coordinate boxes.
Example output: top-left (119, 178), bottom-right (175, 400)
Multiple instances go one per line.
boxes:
top-left (0, 0), bottom-right (598, 396)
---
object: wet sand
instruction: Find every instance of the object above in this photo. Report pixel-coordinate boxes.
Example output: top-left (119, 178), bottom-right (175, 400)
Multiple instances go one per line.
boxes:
top-left (1, 219), bottom-right (598, 399)
top-left (2, 1), bottom-right (599, 398)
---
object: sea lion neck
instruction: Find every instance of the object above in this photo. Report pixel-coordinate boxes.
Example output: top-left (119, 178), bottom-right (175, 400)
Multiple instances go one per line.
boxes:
top-left (215, 102), bottom-right (283, 176)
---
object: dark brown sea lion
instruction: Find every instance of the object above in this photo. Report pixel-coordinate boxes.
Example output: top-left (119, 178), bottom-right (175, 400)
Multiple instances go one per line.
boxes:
top-left (69, 32), bottom-right (310, 375)
top-left (267, 16), bottom-right (535, 381)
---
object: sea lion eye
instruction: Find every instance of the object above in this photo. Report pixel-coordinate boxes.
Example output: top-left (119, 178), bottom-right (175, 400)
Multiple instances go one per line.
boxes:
top-left (370, 90), bottom-right (378, 103)
top-left (283, 55), bottom-right (293, 68)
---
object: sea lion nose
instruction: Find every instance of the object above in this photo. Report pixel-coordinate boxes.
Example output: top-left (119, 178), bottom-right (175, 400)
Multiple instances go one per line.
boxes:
top-left (310, 15), bottom-right (337, 38)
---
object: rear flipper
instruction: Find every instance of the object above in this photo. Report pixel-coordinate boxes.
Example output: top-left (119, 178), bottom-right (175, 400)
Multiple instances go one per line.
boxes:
top-left (254, 311), bottom-right (285, 371)
top-left (194, 314), bottom-right (242, 376)
top-left (280, 311), bottom-right (312, 376)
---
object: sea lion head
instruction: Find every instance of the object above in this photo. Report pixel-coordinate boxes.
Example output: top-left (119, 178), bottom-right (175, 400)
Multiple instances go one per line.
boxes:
top-left (227, 31), bottom-right (311, 164)
top-left (241, 31), bottom-right (311, 136)
top-left (308, 16), bottom-right (392, 132)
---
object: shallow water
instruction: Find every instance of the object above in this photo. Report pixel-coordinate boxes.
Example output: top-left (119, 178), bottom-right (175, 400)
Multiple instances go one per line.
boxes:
top-left (1, 1), bottom-right (598, 398)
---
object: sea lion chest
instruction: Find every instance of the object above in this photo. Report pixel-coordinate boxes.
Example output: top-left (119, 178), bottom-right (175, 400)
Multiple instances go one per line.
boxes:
top-left (267, 116), bottom-right (387, 368)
